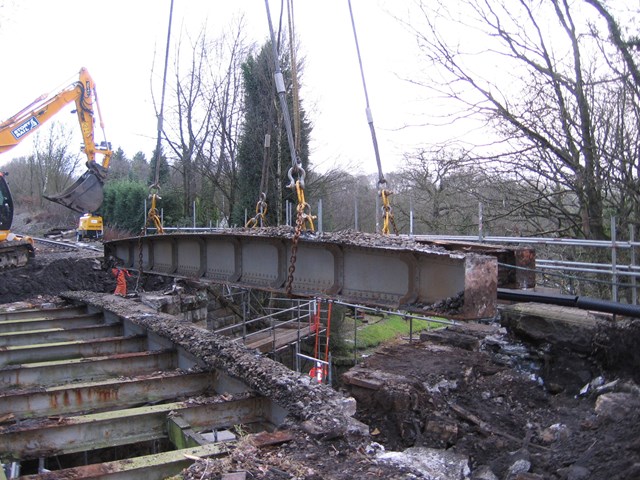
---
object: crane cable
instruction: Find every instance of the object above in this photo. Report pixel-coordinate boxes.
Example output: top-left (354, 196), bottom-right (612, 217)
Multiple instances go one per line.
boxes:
top-left (135, 0), bottom-right (174, 293)
top-left (347, 0), bottom-right (398, 235)
top-left (264, 0), bottom-right (315, 297)
top-left (248, 2), bottom-right (288, 229)
top-left (145, 0), bottom-right (174, 237)
top-left (249, 0), bottom-right (299, 229)
top-left (287, 0), bottom-right (302, 154)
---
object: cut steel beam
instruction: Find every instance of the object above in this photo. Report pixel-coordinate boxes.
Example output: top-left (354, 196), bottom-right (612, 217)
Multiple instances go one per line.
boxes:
top-left (105, 231), bottom-right (497, 319)
top-left (19, 444), bottom-right (227, 480)
top-left (413, 237), bottom-right (536, 289)
top-left (0, 371), bottom-right (217, 420)
top-left (0, 350), bottom-right (177, 388)
top-left (0, 394), bottom-right (269, 460)
top-left (0, 324), bottom-right (123, 347)
top-left (0, 312), bottom-right (103, 333)
top-left (0, 335), bottom-right (148, 367)
top-left (0, 305), bottom-right (87, 322)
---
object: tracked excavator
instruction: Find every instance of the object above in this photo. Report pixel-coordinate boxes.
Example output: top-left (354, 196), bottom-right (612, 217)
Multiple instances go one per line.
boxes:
top-left (0, 67), bottom-right (112, 267)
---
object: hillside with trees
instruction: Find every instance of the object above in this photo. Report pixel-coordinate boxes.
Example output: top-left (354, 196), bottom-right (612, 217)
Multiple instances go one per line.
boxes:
top-left (2, 0), bottom-right (637, 248)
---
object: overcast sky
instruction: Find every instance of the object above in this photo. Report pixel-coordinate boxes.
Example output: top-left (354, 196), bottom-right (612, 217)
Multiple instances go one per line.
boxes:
top-left (0, 1), bottom-right (434, 175)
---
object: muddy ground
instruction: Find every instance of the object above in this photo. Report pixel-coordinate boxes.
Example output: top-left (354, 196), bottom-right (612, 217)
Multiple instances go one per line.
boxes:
top-left (1, 245), bottom-right (639, 479)
top-left (0, 242), bottom-right (170, 304)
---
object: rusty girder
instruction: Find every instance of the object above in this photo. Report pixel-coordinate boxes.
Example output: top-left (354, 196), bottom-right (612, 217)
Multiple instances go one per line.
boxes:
top-left (104, 231), bottom-right (497, 320)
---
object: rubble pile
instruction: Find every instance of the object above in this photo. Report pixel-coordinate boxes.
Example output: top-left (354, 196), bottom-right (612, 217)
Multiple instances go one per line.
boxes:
top-left (63, 291), bottom-right (368, 440)
top-left (342, 318), bottom-right (640, 479)
top-left (222, 226), bottom-right (453, 255)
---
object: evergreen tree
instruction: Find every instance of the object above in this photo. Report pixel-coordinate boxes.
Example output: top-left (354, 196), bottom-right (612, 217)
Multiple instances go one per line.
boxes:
top-left (130, 151), bottom-right (150, 182)
top-left (233, 40), bottom-right (311, 226)
top-left (101, 180), bottom-right (146, 232)
top-left (106, 148), bottom-right (130, 181)
top-left (148, 147), bottom-right (170, 188)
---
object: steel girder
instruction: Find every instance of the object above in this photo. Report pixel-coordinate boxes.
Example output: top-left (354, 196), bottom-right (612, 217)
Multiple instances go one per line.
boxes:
top-left (105, 232), bottom-right (497, 319)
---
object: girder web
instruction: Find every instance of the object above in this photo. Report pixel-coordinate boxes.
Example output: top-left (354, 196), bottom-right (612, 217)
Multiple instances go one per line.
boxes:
top-left (105, 231), bottom-right (497, 320)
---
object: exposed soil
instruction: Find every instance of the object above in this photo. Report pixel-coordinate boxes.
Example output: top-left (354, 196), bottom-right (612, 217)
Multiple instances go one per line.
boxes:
top-left (342, 330), bottom-right (640, 479)
top-left (0, 242), bottom-right (169, 304)
top-left (2, 244), bottom-right (639, 479)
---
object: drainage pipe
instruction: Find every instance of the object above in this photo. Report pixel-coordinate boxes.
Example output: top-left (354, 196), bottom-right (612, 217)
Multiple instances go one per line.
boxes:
top-left (497, 288), bottom-right (640, 318)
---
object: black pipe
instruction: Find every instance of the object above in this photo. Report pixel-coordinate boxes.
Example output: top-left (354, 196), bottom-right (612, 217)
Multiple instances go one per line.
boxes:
top-left (498, 288), bottom-right (640, 318)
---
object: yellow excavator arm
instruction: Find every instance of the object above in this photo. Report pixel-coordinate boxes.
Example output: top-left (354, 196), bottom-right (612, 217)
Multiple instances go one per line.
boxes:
top-left (0, 67), bottom-right (112, 213)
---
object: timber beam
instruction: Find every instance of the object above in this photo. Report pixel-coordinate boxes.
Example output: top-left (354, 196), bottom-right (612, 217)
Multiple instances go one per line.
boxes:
top-left (105, 231), bottom-right (498, 319)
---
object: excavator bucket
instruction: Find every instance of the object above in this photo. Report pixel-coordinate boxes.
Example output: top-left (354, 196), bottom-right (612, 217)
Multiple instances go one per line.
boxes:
top-left (44, 170), bottom-right (104, 214)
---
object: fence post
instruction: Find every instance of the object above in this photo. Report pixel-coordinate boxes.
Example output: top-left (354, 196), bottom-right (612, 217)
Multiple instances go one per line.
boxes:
top-left (410, 197), bottom-right (414, 236)
top-left (354, 196), bottom-right (359, 231)
top-left (611, 216), bottom-right (617, 303)
top-left (478, 202), bottom-right (484, 241)
top-left (631, 225), bottom-right (637, 305)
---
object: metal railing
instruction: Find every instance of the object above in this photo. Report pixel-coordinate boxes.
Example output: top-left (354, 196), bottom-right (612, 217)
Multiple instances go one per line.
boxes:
top-left (415, 220), bottom-right (639, 305)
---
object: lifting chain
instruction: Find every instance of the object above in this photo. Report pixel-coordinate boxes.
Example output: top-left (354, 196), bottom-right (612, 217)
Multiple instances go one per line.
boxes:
top-left (285, 179), bottom-right (316, 297)
top-left (246, 192), bottom-right (268, 228)
top-left (381, 188), bottom-right (398, 235)
top-left (134, 188), bottom-right (165, 293)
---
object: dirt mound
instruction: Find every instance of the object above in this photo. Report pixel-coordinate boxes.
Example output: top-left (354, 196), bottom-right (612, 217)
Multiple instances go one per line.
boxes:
top-left (342, 324), bottom-right (640, 479)
top-left (0, 248), bottom-right (170, 303)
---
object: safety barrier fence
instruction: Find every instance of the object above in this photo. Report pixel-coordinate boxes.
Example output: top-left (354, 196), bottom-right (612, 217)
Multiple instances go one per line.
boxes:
top-left (416, 224), bottom-right (639, 305)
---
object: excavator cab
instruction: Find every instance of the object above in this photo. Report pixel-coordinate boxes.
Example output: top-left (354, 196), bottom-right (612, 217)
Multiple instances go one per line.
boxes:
top-left (0, 173), bottom-right (14, 233)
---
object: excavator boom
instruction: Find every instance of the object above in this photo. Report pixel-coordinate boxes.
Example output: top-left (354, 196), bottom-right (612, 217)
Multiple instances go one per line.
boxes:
top-left (0, 67), bottom-right (112, 213)
top-left (0, 67), bottom-right (111, 268)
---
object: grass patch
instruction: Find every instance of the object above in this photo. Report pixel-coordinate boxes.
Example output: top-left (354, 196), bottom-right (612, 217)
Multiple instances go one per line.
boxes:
top-left (355, 315), bottom-right (443, 349)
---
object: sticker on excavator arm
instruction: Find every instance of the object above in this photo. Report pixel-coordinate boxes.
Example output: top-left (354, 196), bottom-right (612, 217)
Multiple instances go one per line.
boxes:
top-left (11, 117), bottom-right (40, 139)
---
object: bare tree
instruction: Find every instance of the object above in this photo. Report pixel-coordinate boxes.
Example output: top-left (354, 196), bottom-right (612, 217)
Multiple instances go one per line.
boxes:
top-left (32, 122), bottom-right (82, 208)
top-left (155, 17), bottom-right (252, 224)
top-left (161, 25), bottom-right (216, 219)
top-left (407, 0), bottom-right (640, 239)
top-left (198, 16), bottom-right (252, 223)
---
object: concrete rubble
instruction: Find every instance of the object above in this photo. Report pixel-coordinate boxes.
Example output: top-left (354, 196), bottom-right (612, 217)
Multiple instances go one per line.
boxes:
top-left (62, 290), bottom-right (368, 440)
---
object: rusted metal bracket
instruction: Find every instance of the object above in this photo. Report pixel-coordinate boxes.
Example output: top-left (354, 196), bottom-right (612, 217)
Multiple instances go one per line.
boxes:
top-left (105, 232), bottom-right (497, 320)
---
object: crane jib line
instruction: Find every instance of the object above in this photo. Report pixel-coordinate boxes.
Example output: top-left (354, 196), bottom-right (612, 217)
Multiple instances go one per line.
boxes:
top-left (11, 116), bottom-right (40, 139)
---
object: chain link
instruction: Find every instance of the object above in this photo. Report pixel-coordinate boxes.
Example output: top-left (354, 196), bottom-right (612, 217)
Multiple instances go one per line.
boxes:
top-left (133, 191), bottom-right (166, 293)
top-left (134, 231), bottom-right (145, 293)
top-left (285, 203), bottom-right (305, 297)
top-left (285, 180), bottom-right (316, 296)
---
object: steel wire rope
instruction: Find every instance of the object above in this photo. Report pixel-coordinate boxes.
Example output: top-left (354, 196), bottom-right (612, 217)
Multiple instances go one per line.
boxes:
top-left (264, 0), bottom-right (315, 297)
top-left (264, 0), bottom-right (304, 186)
top-left (135, 0), bottom-right (174, 293)
top-left (347, 0), bottom-right (397, 235)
